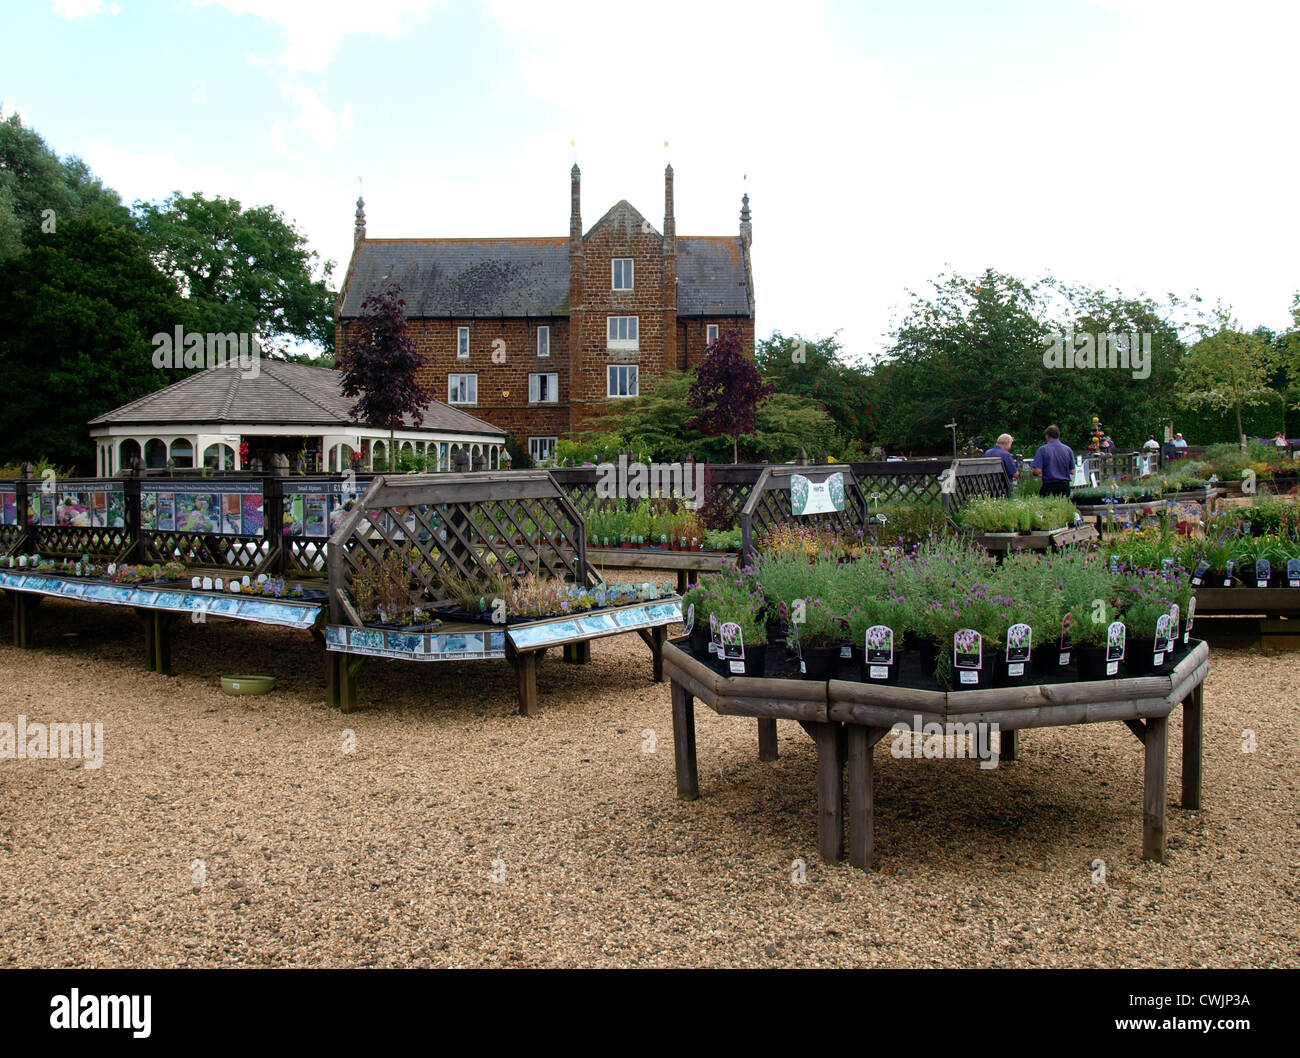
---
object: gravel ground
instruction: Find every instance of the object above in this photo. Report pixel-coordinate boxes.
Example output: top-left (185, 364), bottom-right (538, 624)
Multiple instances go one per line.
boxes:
top-left (1, 586), bottom-right (1297, 968)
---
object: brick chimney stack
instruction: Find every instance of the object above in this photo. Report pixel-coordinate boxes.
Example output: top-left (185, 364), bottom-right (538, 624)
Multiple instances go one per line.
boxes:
top-left (663, 164), bottom-right (678, 369)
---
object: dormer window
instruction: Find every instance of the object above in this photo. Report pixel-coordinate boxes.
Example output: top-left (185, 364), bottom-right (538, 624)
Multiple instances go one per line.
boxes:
top-left (612, 258), bottom-right (633, 291)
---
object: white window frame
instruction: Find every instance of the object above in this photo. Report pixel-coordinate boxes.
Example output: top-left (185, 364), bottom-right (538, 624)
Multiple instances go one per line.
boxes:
top-left (448, 373), bottom-right (477, 405)
top-left (529, 372), bottom-right (559, 404)
top-left (457, 326), bottom-right (470, 360)
top-left (537, 325), bottom-right (550, 358)
top-left (706, 324), bottom-right (719, 345)
top-left (607, 364), bottom-right (639, 398)
top-left (612, 258), bottom-right (634, 291)
top-left (606, 315), bottom-right (639, 351)
top-left (529, 436), bottom-right (557, 465)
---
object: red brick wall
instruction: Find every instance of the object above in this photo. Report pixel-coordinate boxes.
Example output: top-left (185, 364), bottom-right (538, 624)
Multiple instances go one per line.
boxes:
top-left (677, 318), bottom-right (757, 371)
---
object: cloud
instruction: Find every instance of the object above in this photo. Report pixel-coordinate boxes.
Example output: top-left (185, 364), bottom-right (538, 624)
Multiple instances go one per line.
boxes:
top-left (199, 0), bottom-right (439, 73)
top-left (278, 82), bottom-right (353, 149)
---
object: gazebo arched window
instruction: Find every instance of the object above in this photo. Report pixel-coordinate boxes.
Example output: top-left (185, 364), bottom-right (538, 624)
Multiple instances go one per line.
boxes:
top-left (169, 439), bottom-right (194, 468)
top-left (203, 443), bottom-right (235, 470)
top-left (372, 440), bottom-right (386, 470)
top-left (145, 438), bottom-right (168, 469)
top-left (118, 438), bottom-right (142, 472)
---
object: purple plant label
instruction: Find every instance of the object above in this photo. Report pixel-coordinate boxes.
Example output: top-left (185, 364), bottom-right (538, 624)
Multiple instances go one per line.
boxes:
top-left (1060, 613), bottom-right (1073, 652)
top-left (720, 621), bottom-right (744, 668)
top-left (1005, 622), bottom-right (1032, 663)
top-left (683, 603), bottom-right (694, 637)
top-left (1192, 561), bottom-right (1209, 585)
top-left (1106, 620), bottom-right (1126, 663)
top-left (1223, 559), bottom-right (1235, 586)
top-left (1169, 603), bottom-right (1180, 643)
top-left (865, 625), bottom-right (894, 665)
top-left (953, 628), bottom-right (982, 670)
top-left (1154, 613), bottom-right (1173, 653)
top-left (1256, 559), bottom-right (1271, 586)
top-left (1185, 597), bottom-right (1196, 643)
top-left (708, 613), bottom-right (719, 654)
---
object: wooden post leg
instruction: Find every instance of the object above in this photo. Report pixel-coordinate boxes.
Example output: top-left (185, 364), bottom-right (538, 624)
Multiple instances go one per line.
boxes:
top-left (676, 569), bottom-right (688, 594)
top-left (515, 650), bottom-right (539, 716)
top-left (15, 594), bottom-right (38, 648)
top-left (670, 680), bottom-right (699, 800)
top-left (325, 650), bottom-right (339, 709)
top-left (848, 726), bottom-right (876, 871)
top-left (339, 655), bottom-right (363, 714)
top-left (1181, 684), bottom-right (1203, 810)
top-left (140, 609), bottom-right (156, 672)
top-left (1001, 728), bottom-right (1017, 762)
top-left (650, 624), bottom-right (666, 682)
top-left (811, 722), bottom-right (844, 862)
top-left (563, 641), bottom-right (591, 664)
top-left (758, 717), bottom-right (778, 761)
top-left (154, 613), bottom-right (173, 676)
top-left (1143, 714), bottom-right (1169, 863)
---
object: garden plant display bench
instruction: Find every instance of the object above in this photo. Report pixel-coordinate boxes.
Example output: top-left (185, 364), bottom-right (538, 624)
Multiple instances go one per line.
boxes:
top-left (585, 547), bottom-right (736, 593)
top-left (974, 523), bottom-right (1098, 555)
top-left (0, 569), bottom-right (323, 674)
top-left (663, 639), bottom-right (1209, 873)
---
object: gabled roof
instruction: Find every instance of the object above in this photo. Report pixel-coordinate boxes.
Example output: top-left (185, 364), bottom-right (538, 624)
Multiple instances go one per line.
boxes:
top-left (337, 215), bottom-right (753, 319)
top-left (338, 238), bottom-right (571, 318)
top-left (89, 360), bottom-right (503, 437)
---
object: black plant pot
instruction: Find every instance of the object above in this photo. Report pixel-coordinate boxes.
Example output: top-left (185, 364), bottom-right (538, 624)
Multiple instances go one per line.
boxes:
top-left (916, 638), bottom-right (940, 680)
top-left (853, 645), bottom-right (902, 684)
top-left (716, 642), bottom-right (767, 678)
top-left (1076, 644), bottom-right (1121, 681)
top-left (1031, 644), bottom-right (1072, 679)
top-left (765, 615), bottom-right (785, 645)
top-left (991, 649), bottom-right (1031, 687)
top-left (1123, 636), bottom-right (1173, 676)
top-left (796, 645), bottom-right (838, 680)
top-left (689, 623), bottom-right (710, 658)
top-left (946, 664), bottom-right (990, 691)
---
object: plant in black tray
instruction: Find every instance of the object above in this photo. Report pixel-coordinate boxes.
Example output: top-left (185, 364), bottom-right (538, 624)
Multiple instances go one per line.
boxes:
top-left (1116, 568), bottom-right (1186, 674)
top-left (350, 543), bottom-right (435, 627)
top-left (786, 598), bottom-right (844, 679)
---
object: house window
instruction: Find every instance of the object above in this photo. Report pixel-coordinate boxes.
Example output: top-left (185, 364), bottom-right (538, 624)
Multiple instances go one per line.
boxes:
top-left (537, 325), bottom-right (550, 357)
top-left (612, 258), bottom-right (634, 290)
top-left (529, 437), bottom-right (557, 465)
top-left (607, 365), bottom-right (639, 398)
top-left (706, 324), bottom-right (719, 345)
top-left (529, 372), bottom-right (559, 403)
top-left (448, 373), bottom-right (477, 405)
top-left (457, 326), bottom-right (470, 360)
top-left (607, 315), bottom-right (639, 350)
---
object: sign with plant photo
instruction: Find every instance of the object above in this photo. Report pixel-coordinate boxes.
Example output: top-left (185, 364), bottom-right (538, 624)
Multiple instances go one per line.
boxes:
top-left (720, 621), bottom-right (745, 674)
top-left (953, 628), bottom-right (982, 685)
top-left (1059, 613), bottom-right (1073, 666)
top-left (683, 602), bottom-right (694, 637)
top-left (865, 624), bottom-right (893, 680)
top-left (1191, 560), bottom-right (1209, 586)
top-left (1168, 603), bottom-right (1180, 647)
top-left (1106, 620), bottom-right (1126, 675)
top-left (1153, 613), bottom-right (1173, 663)
top-left (709, 613), bottom-right (719, 654)
top-left (789, 473), bottom-right (845, 516)
top-left (1222, 559), bottom-right (1235, 587)
top-left (1255, 558), bottom-right (1272, 588)
top-left (1184, 597), bottom-right (1195, 644)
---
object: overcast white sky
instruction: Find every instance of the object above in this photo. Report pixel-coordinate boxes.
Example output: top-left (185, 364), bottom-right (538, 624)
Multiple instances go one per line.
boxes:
top-left (7, 0), bottom-right (1299, 359)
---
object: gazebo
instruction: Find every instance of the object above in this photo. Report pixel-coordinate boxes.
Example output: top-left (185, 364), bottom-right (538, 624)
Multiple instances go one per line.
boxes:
top-left (88, 361), bottom-right (506, 475)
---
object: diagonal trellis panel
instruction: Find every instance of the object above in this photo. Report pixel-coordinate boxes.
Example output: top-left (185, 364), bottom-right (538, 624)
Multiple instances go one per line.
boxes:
top-left (949, 457), bottom-right (1015, 508)
top-left (739, 465), bottom-right (867, 560)
top-left (327, 470), bottom-right (598, 627)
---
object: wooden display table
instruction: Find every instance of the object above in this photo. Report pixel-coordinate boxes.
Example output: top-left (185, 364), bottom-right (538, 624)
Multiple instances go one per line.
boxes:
top-left (664, 640), bottom-right (1209, 873)
top-left (974, 523), bottom-right (1098, 554)
top-left (585, 548), bottom-right (736, 592)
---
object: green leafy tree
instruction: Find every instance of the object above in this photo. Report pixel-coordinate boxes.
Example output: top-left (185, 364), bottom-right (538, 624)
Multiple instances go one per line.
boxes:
top-left (756, 330), bottom-right (876, 451)
top-left (1177, 319), bottom-right (1274, 452)
top-left (135, 191), bottom-right (336, 353)
top-left (0, 218), bottom-right (191, 471)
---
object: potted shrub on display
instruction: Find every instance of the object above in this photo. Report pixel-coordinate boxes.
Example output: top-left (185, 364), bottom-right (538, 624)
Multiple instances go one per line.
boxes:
top-left (786, 598), bottom-right (845, 679)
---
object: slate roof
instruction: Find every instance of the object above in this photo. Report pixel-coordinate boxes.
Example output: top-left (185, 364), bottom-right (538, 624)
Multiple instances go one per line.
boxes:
top-left (89, 361), bottom-right (503, 437)
top-left (338, 231), bottom-right (751, 319)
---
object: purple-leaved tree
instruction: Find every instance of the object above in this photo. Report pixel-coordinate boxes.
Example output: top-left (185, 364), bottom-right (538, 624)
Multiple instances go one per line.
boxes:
top-left (687, 330), bottom-right (773, 463)
top-left (337, 283), bottom-right (431, 470)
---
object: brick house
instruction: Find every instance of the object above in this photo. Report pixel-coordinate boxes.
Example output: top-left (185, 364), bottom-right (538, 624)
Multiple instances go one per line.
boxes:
top-left (334, 166), bottom-right (754, 465)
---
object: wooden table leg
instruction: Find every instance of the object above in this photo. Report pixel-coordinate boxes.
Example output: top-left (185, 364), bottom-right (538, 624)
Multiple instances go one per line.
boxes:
top-left (339, 655), bottom-right (364, 714)
top-left (562, 641), bottom-right (591, 664)
top-left (325, 650), bottom-right (339, 709)
top-left (651, 625), bottom-right (666, 682)
top-left (847, 726), bottom-right (876, 870)
top-left (1181, 683), bottom-right (1203, 810)
top-left (811, 722), bottom-right (844, 862)
top-left (676, 569), bottom-right (688, 594)
top-left (670, 679), bottom-right (699, 800)
top-left (1001, 728), bottom-right (1017, 762)
top-left (1143, 714), bottom-right (1169, 862)
top-left (515, 650), bottom-right (539, 716)
top-left (758, 717), bottom-right (778, 761)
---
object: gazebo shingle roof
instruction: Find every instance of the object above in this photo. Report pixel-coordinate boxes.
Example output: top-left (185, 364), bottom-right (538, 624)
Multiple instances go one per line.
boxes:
top-left (89, 360), bottom-right (502, 436)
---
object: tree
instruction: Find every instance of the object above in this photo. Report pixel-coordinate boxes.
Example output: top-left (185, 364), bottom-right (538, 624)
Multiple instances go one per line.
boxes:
top-left (336, 284), bottom-right (430, 465)
top-left (1177, 321), bottom-right (1274, 452)
top-left (755, 330), bottom-right (876, 451)
top-left (687, 330), bottom-right (774, 462)
top-left (0, 217), bottom-right (191, 471)
top-left (135, 192), bottom-right (336, 354)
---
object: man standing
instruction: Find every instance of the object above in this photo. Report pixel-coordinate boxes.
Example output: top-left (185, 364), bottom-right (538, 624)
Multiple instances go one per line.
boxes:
top-left (984, 433), bottom-right (1019, 495)
top-left (1032, 425), bottom-right (1075, 497)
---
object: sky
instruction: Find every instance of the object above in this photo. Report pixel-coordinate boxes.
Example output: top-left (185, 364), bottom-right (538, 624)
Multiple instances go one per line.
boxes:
top-left (4, 0), bottom-right (1298, 360)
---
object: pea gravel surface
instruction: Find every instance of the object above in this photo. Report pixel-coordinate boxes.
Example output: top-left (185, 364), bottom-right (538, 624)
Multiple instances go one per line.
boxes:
top-left (1, 590), bottom-right (1296, 968)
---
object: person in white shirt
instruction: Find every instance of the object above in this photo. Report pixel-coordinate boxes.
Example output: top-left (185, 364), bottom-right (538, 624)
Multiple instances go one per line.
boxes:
top-left (1142, 437), bottom-right (1160, 452)
top-left (1172, 433), bottom-right (1187, 449)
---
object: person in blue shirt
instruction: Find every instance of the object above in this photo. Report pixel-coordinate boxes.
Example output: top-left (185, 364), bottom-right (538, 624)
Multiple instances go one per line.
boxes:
top-left (1032, 425), bottom-right (1075, 497)
top-left (984, 433), bottom-right (1018, 495)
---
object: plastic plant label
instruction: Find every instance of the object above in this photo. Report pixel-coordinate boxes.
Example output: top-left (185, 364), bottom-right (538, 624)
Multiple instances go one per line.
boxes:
top-left (1008, 662), bottom-right (1025, 676)
top-left (1288, 559), bottom-right (1300, 587)
top-left (953, 628), bottom-right (982, 670)
top-left (1223, 559), bottom-right (1235, 587)
top-left (1154, 613), bottom-right (1173, 653)
top-left (683, 602), bottom-right (694, 637)
top-left (869, 665), bottom-right (889, 680)
top-left (839, 644), bottom-right (852, 659)
top-left (708, 613), bottom-right (719, 654)
top-left (1256, 559), bottom-right (1271, 588)
top-left (1060, 613), bottom-right (1073, 652)
top-left (1106, 621), bottom-right (1126, 663)
top-left (1185, 597), bottom-right (1196, 643)
top-left (959, 670), bottom-right (978, 684)
top-left (1192, 561), bottom-right (1209, 586)
top-left (1005, 623), bottom-right (1032, 663)
top-left (866, 626), bottom-right (894, 666)
top-left (1106, 661), bottom-right (1119, 676)
top-left (720, 621), bottom-right (744, 673)
top-left (1059, 652), bottom-right (1070, 666)
top-left (799, 660), bottom-right (806, 673)
top-left (1153, 652), bottom-right (1165, 667)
